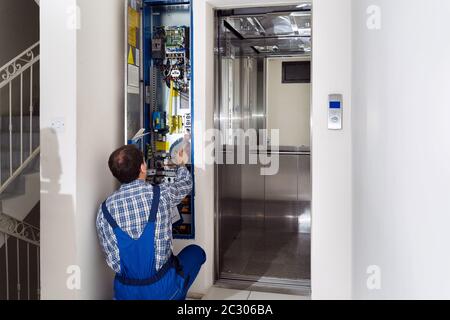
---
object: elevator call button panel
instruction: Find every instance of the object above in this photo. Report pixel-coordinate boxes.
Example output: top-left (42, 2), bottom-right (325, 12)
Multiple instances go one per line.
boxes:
top-left (328, 94), bottom-right (343, 130)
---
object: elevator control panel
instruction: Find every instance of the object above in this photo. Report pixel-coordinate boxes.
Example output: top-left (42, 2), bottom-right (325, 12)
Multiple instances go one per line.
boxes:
top-left (125, 0), bottom-right (195, 239)
top-left (328, 94), bottom-right (343, 130)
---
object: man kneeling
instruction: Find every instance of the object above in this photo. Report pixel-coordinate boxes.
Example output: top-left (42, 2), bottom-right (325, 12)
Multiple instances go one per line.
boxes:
top-left (96, 145), bottom-right (205, 300)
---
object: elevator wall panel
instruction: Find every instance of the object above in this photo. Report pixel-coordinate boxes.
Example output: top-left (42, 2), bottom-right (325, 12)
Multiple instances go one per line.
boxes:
top-left (298, 155), bottom-right (312, 201)
top-left (265, 155), bottom-right (299, 202)
top-left (218, 163), bottom-right (242, 264)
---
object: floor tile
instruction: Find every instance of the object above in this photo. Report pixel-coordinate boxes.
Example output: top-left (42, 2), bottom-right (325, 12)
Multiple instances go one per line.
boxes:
top-left (248, 291), bottom-right (310, 301)
top-left (202, 287), bottom-right (251, 300)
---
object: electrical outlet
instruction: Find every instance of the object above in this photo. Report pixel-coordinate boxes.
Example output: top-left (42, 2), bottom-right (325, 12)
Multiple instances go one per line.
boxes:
top-left (51, 118), bottom-right (65, 133)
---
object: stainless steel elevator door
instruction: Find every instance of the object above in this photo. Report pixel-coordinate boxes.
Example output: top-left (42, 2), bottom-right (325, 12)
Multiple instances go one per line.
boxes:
top-left (215, 5), bottom-right (312, 287)
top-left (220, 155), bottom-right (311, 282)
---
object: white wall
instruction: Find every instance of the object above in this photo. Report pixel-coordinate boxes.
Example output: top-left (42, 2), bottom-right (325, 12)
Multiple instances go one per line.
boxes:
top-left (75, 0), bottom-right (124, 300)
top-left (352, 0), bottom-right (450, 299)
top-left (40, 0), bottom-right (78, 300)
top-left (41, 0), bottom-right (123, 299)
top-left (173, 0), bottom-right (216, 295)
top-left (310, 0), bottom-right (353, 299)
top-left (266, 58), bottom-right (311, 147)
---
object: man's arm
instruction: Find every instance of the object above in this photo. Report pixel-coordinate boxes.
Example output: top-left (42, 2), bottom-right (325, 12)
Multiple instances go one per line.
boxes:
top-left (165, 166), bottom-right (193, 207)
top-left (96, 207), bottom-right (120, 273)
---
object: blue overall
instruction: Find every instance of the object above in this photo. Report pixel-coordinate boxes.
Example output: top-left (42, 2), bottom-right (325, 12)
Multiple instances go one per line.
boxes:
top-left (101, 186), bottom-right (206, 300)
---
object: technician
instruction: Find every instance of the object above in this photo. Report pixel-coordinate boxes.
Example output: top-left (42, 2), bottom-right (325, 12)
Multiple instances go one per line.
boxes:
top-left (96, 145), bottom-right (206, 300)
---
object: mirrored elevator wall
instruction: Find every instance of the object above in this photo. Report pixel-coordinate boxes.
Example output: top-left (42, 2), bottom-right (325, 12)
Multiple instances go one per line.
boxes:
top-left (217, 56), bottom-right (262, 266)
top-left (215, 5), bottom-right (312, 285)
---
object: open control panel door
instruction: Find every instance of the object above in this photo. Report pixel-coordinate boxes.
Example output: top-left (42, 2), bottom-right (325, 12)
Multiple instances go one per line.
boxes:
top-left (125, 0), bottom-right (144, 145)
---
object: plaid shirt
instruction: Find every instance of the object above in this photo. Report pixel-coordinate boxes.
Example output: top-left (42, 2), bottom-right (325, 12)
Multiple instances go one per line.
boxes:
top-left (96, 167), bottom-right (192, 274)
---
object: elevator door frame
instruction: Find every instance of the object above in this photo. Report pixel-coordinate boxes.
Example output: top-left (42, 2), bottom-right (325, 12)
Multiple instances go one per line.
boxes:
top-left (213, 6), bottom-right (313, 295)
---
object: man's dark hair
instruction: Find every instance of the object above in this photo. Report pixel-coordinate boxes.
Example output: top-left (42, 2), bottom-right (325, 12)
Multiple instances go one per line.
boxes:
top-left (108, 145), bottom-right (144, 184)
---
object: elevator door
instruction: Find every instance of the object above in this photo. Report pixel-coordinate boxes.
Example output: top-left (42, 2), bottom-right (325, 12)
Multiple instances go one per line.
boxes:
top-left (214, 5), bottom-right (312, 288)
top-left (220, 156), bottom-right (312, 282)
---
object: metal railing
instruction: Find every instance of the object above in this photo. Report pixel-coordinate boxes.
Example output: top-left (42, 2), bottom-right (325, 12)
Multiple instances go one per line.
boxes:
top-left (0, 42), bottom-right (40, 194)
top-left (0, 213), bottom-right (40, 300)
top-left (0, 42), bottom-right (40, 300)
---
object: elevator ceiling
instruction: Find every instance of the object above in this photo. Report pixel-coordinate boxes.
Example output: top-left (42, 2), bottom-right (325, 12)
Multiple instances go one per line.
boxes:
top-left (217, 4), bottom-right (311, 57)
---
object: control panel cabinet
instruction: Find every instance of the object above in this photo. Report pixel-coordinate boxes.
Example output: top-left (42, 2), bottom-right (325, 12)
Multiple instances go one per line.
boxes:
top-left (125, 0), bottom-right (195, 239)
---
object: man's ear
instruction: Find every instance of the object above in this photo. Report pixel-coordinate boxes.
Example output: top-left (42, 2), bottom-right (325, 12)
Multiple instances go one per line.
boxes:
top-left (141, 162), bottom-right (147, 173)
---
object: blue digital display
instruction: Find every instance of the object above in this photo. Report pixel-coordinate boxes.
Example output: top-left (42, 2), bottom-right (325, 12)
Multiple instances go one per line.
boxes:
top-left (330, 101), bottom-right (341, 109)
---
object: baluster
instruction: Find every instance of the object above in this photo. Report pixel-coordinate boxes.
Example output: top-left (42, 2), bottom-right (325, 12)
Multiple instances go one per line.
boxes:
top-left (17, 239), bottom-right (21, 300)
top-left (30, 65), bottom-right (33, 156)
top-left (0, 107), bottom-right (2, 184)
top-left (36, 246), bottom-right (40, 300)
top-left (5, 233), bottom-right (9, 300)
top-left (27, 242), bottom-right (30, 300)
top-left (9, 82), bottom-right (13, 177)
top-left (20, 73), bottom-right (23, 164)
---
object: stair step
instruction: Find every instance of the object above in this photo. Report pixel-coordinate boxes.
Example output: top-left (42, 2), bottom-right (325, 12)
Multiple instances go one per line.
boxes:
top-left (0, 127), bottom-right (39, 135)
top-left (1, 155), bottom-right (39, 171)
top-left (0, 191), bottom-right (23, 201)
top-left (1, 157), bottom-right (29, 174)
top-left (0, 148), bottom-right (39, 172)
top-left (0, 116), bottom-right (39, 133)
top-left (0, 173), bottom-right (26, 197)
top-left (0, 151), bottom-right (39, 183)
top-left (0, 132), bottom-right (40, 151)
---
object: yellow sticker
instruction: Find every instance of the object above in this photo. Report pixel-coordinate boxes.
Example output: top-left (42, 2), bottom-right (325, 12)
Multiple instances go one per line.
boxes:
top-left (128, 27), bottom-right (137, 47)
top-left (128, 7), bottom-right (139, 29)
top-left (127, 7), bottom-right (139, 47)
top-left (128, 47), bottom-right (135, 65)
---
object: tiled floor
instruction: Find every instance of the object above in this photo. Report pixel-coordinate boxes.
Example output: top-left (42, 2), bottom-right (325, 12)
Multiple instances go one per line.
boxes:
top-left (202, 287), bottom-right (310, 301)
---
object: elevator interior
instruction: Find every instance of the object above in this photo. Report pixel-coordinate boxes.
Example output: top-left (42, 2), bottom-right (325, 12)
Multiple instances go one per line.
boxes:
top-left (214, 4), bottom-right (312, 292)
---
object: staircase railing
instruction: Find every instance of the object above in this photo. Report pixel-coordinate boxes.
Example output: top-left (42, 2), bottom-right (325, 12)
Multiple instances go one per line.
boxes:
top-left (0, 212), bottom-right (40, 300)
top-left (0, 42), bottom-right (40, 300)
top-left (0, 42), bottom-right (40, 195)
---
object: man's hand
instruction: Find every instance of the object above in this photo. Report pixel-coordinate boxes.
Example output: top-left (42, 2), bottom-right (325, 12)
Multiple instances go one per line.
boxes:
top-left (170, 134), bottom-right (191, 166)
top-left (173, 148), bottom-right (188, 166)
